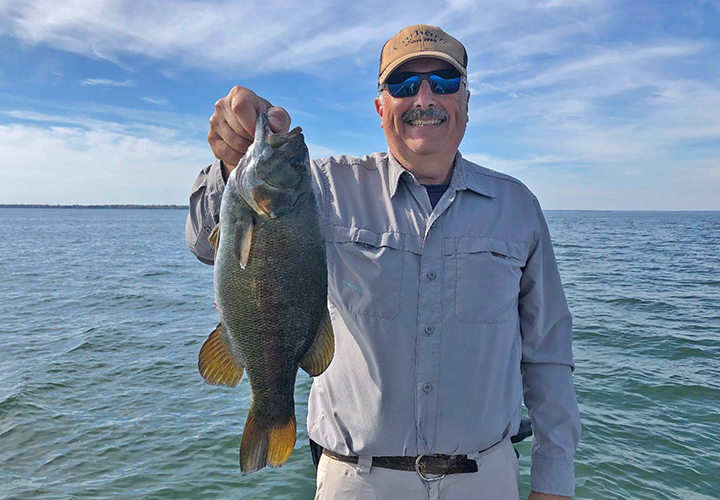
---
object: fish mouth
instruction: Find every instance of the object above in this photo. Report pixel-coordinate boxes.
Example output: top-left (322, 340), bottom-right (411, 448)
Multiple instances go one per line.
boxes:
top-left (268, 126), bottom-right (304, 149)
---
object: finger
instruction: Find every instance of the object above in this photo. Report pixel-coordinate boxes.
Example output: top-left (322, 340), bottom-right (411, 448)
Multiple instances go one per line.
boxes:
top-left (208, 130), bottom-right (242, 167)
top-left (222, 103), bottom-right (251, 142)
top-left (231, 89), bottom-right (273, 140)
top-left (215, 97), bottom-right (253, 143)
top-left (213, 116), bottom-right (253, 156)
top-left (267, 106), bottom-right (291, 134)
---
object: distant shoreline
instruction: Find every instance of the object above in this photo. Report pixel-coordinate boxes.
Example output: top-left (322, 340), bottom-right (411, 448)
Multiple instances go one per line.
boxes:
top-left (0, 204), bottom-right (189, 210)
top-left (0, 204), bottom-right (188, 210)
top-left (0, 205), bottom-right (717, 212)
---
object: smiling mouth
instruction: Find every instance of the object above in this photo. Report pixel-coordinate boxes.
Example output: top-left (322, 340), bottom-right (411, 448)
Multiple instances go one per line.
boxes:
top-left (406, 118), bottom-right (446, 126)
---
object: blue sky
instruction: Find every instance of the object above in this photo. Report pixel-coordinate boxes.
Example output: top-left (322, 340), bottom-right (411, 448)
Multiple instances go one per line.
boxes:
top-left (0, 0), bottom-right (719, 209)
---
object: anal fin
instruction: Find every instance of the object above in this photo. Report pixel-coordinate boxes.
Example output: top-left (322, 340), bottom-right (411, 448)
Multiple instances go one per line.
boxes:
top-left (300, 307), bottom-right (335, 377)
top-left (198, 323), bottom-right (244, 386)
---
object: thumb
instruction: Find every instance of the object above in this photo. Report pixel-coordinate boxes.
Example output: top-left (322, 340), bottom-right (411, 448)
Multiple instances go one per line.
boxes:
top-left (267, 106), bottom-right (291, 133)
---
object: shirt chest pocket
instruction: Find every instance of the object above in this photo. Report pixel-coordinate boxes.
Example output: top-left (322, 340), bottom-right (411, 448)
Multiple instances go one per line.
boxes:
top-left (326, 227), bottom-right (407, 320)
top-left (446, 238), bottom-right (530, 324)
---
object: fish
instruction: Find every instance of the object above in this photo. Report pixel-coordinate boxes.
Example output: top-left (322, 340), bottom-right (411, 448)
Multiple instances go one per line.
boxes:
top-left (198, 112), bottom-right (333, 475)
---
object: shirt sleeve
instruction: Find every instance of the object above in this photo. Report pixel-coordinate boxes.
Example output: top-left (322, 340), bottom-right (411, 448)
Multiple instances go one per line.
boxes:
top-left (185, 159), bottom-right (226, 265)
top-left (519, 198), bottom-right (582, 497)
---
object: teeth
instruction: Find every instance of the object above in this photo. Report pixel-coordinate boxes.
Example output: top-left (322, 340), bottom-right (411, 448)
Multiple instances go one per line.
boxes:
top-left (409, 119), bottom-right (442, 126)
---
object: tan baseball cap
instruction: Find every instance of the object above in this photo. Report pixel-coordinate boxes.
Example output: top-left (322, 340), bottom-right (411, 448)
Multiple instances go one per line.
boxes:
top-left (378, 25), bottom-right (468, 85)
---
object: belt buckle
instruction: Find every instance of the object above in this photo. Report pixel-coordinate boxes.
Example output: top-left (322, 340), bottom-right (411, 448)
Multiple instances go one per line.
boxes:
top-left (414, 454), bottom-right (445, 482)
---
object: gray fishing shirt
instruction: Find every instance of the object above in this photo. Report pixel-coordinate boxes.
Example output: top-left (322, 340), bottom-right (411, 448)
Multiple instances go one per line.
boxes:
top-left (186, 152), bottom-right (581, 497)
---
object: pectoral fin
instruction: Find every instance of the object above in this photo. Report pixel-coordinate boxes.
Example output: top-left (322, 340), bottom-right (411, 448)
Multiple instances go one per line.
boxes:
top-left (299, 307), bottom-right (335, 377)
top-left (208, 225), bottom-right (220, 261)
top-left (198, 323), bottom-right (244, 386)
top-left (209, 225), bottom-right (220, 249)
top-left (235, 215), bottom-right (254, 270)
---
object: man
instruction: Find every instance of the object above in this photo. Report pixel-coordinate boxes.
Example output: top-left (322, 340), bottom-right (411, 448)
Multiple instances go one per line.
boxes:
top-left (186, 25), bottom-right (581, 500)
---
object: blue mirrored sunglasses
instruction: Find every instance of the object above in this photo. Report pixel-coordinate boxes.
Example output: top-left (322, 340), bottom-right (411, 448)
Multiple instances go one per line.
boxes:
top-left (379, 69), bottom-right (466, 98)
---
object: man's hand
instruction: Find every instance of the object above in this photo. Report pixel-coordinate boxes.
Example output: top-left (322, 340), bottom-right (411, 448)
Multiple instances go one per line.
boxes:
top-left (528, 492), bottom-right (570, 500)
top-left (208, 86), bottom-right (291, 178)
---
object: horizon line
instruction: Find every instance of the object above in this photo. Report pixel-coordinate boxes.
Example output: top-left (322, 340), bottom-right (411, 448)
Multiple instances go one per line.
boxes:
top-left (1, 204), bottom-right (718, 213)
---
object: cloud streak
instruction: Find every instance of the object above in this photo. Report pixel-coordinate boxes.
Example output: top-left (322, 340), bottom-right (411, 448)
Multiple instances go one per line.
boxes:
top-left (141, 96), bottom-right (169, 106)
top-left (81, 78), bottom-right (135, 87)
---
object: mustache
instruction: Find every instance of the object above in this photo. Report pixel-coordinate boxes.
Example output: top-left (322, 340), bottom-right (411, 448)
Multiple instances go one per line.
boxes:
top-left (402, 107), bottom-right (448, 123)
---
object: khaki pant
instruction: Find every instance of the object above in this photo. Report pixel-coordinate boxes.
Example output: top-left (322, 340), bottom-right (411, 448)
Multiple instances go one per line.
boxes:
top-left (313, 439), bottom-right (521, 500)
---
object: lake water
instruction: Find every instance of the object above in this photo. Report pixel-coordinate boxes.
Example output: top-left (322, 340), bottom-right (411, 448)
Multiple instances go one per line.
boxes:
top-left (1, 208), bottom-right (718, 499)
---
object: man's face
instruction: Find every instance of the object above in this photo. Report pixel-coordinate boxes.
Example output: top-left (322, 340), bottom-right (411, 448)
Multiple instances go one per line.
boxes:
top-left (375, 58), bottom-right (470, 166)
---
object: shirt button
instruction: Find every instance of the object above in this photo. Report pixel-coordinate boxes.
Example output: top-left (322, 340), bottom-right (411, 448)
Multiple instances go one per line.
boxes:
top-left (422, 383), bottom-right (433, 393)
top-left (424, 325), bottom-right (435, 335)
top-left (426, 270), bottom-right (437, 280)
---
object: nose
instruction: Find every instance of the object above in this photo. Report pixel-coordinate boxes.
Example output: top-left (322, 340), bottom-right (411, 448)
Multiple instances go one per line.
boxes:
top-left (412, 79), bottom-right (437, 107)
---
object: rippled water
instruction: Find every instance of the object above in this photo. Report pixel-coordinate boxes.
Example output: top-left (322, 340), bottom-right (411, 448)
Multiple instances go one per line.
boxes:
top-left (1, 209), bottom-right (718, 499)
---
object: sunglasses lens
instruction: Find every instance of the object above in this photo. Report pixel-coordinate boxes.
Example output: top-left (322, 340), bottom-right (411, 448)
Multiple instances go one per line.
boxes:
top-left (387, 75), bottom-right (419, 98)
top-left (429, 74), bottom-right (461, 94)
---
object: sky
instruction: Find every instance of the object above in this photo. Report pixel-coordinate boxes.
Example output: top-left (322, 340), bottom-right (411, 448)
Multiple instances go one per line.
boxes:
top-left (0, 0), bottom-right (719, 209)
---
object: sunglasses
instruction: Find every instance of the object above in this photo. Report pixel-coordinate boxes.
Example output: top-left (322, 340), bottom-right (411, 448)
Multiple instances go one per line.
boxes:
top-left (379, 69), bottom-right (466, 98)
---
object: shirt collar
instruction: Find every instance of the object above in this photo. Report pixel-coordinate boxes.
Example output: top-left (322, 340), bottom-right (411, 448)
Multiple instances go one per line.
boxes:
top-left (387, 153), bottom-right (415, 198)
top-left (387, 151), bottom-right (495, 199)
top-left (451, 152), bottom-right (495, 198)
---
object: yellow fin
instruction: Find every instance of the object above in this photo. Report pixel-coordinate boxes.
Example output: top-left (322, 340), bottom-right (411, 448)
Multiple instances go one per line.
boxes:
top-left (208, 225), bottom-right (220, 262)
top-left (198, 323), bottom-right (243, 386)
top-left (208, 224), bottom-right (220, 250)
top-left (240, 410), bottom-right (296, 475)
top-left (235, 217), bottom-right (253, 270)
top-left (267, 418), bottom-right (297, 466)
top-left (299, 307), bottom-right (335, 377)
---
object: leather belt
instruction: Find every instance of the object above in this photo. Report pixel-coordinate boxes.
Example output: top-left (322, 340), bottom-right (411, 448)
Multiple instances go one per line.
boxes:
top-left (322, 449), bottom-right (479, 475)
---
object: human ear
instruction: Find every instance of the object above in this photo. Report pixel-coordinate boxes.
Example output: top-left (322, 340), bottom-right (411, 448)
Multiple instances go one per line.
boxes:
top-left (465, 89), bottom-right (470, 121)
top-left (374, 96), bottom-right (384, 128)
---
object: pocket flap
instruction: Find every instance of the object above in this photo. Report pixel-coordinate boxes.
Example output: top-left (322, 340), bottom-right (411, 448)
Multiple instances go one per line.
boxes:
top-left (444, 237), bottom-right (529, 263)
top-left (327, 226), bottom-right (422, 254)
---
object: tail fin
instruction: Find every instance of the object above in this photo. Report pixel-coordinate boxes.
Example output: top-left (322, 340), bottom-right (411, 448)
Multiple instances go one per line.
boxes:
top-left (239, 409), bottom-right (296, 475)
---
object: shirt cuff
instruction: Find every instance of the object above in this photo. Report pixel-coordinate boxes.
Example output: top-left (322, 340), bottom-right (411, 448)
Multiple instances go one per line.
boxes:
top-left (208, 159), bottom-right (227, 205)
top-left (531, 457), bottom-right (576, 497)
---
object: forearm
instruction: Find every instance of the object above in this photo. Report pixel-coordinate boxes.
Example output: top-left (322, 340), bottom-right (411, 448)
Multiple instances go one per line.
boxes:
top-left (186, 159), bottom-right (226, 264)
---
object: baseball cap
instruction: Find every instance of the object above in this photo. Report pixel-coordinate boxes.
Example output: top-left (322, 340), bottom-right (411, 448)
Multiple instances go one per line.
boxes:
top-left (378, 25), bottom-right (468, 85)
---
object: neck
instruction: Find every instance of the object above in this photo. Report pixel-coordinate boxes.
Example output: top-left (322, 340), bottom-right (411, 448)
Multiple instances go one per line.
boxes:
top-left (391, 149), bottom-right (457, 185)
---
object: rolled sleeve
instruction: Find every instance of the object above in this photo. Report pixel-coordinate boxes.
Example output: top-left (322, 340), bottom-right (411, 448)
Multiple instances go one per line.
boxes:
top-left (519, 198), bottom-right (581, 497)
top-left (185, 159), bottom-right (226, 265)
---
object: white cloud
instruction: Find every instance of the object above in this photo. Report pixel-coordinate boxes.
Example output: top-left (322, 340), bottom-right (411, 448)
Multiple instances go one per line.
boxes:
top-left (463, 32), bottom-right (720, 183)
top-left (80, 78), bottom-right (135, 87)
top-left (0, 110), bottom-right (342, 204)
top-left (141, 96), bottom-right (169, 106)
top-left (0, 0), bottom-right (608, 75)
top-left (0, 0), bottom-right (402, 73)
top-left (510, 42), bottom-right (704, 91)
top-left (0, 99), bottom-right (207, 133)
top-left (0, 116), bottom-right (210, 204)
